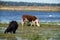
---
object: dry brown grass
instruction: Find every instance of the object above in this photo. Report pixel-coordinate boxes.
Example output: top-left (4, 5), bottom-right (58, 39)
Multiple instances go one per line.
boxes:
top-left (0, 6), bottom-right (60, 11)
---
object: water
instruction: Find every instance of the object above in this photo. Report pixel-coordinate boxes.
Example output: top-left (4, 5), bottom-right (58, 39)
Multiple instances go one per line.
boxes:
top-left (0, 10), bottom-right (60, 23)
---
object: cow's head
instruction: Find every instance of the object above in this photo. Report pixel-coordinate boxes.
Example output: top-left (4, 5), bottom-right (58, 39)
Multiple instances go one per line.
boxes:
top-left (34, 19), bottom-right (40, 27)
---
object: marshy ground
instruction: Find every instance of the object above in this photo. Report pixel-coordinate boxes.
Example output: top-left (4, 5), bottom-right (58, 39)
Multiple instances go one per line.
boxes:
top-left (0, 22), bottom-right (60, 40)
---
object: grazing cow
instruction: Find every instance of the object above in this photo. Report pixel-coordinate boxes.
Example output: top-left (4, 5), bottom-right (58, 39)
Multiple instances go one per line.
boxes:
top-left (22, 14), bottom-right (40, 27)
top-left (4, 21), bottom-right (18, 34)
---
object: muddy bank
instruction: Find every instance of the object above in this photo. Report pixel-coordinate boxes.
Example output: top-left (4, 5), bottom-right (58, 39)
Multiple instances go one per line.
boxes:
top-left (0, 6), bottom-right (60, 11)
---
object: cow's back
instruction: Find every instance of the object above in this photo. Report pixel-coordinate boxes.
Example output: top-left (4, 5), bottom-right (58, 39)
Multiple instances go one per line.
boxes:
top-left (22, 15), bottom-right (37, 22)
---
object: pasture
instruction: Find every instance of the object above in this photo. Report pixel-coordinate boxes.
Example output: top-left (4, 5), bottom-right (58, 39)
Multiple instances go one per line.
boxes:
top-left (0, 22), bottom-right (60, 40)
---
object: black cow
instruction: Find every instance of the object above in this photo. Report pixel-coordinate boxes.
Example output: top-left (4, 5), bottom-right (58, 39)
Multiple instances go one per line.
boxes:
top-left (4, 21), bottom-right (18, 34)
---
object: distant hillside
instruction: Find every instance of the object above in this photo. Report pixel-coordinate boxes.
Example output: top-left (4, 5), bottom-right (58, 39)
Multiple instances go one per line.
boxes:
top-left (0, 1), bottom-right (60, 6)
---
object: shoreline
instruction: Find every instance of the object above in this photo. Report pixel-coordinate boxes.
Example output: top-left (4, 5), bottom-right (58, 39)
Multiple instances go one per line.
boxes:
top-left (0, 6), bottom-right (60, 11)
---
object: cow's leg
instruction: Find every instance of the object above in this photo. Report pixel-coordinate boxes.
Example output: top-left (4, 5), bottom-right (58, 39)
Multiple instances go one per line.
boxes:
top-left (21, 20), bottom-right (24, 26)
top-left (30, 22), bottom-right (33, 26)
top-left (13, 30), bottom-right (16, 34)
top-left (4, 30), bottom-right (7, 33)
top-left (32, 21), bottom-right (35, 26)
top-left (4, 29), bottom-right (9, 34)
top-left (21, 20), bottom-right (24, 32)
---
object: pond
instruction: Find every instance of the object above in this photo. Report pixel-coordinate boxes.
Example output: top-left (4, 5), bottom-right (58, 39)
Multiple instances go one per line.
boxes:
top-left (0, 10), bottom-right (60, 23)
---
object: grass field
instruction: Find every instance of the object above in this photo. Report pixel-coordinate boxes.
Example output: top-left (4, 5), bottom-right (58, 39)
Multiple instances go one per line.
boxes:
top-left (0, 22), bottom-right (60, 40)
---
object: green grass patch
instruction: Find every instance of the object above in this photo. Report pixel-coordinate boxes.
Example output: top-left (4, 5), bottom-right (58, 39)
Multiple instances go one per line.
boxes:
top-left (0, 22), bottom-right (60, 40)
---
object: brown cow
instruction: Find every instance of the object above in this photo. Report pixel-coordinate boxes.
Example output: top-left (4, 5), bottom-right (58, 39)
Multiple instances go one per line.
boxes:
top-left (21, 14), bottom-right (40, 27)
